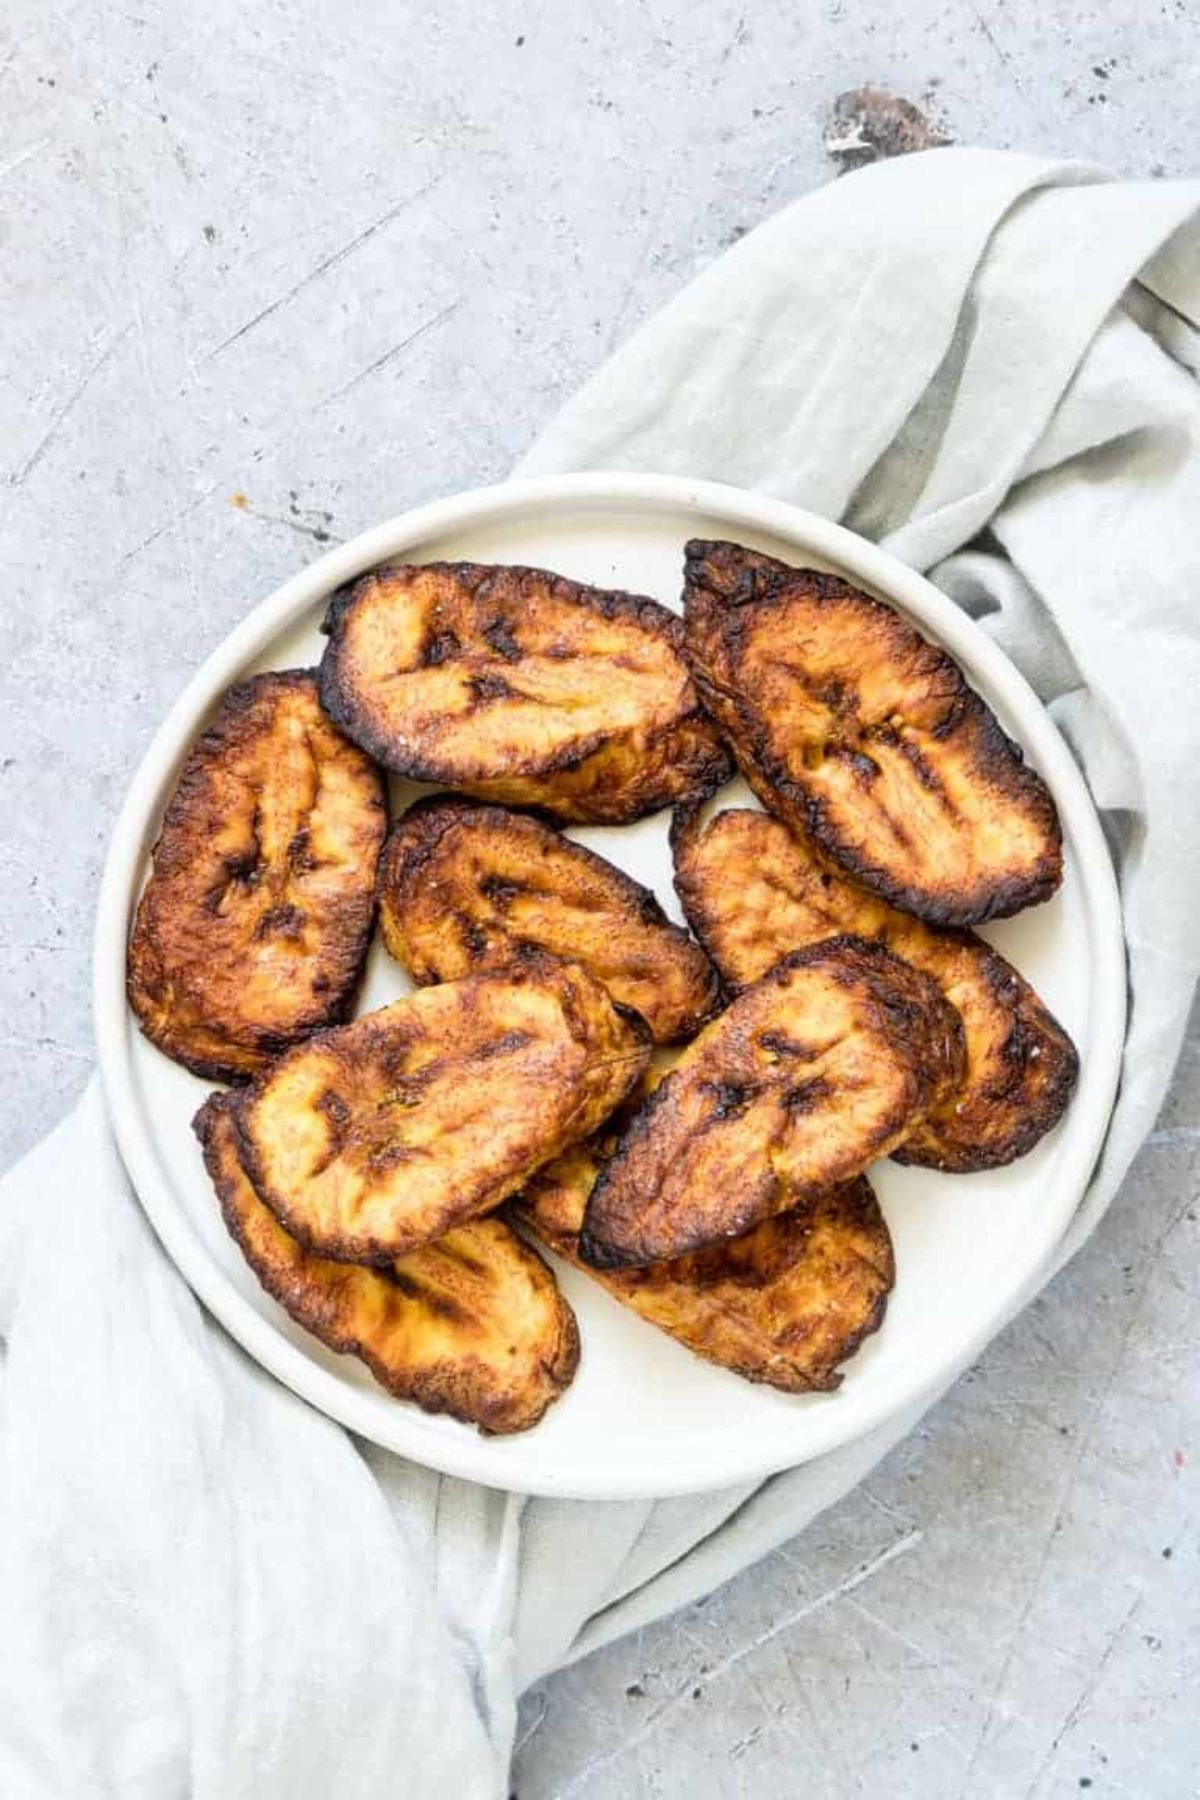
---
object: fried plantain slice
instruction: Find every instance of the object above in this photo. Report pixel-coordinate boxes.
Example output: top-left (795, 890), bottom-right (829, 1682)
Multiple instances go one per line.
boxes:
top-left (377, 795), bottom-right (721, 1043)
top-left (195, 1093), bottom-right (578, 1434)
top-left (319, 560), bottom-right (731, 823)
top-left (128, 671), bottom-right (387, 1082)
top-left (237, 953), bottom-right (650, 1264)
top-left (513, 1085), bottom-right (893, 1392)
top-left (579, 936), bottom-right (964, 1267)
top-left (682, 540), bottom-right (1063, 927)
top-left (674, 807), bottom-right (1078, 1171)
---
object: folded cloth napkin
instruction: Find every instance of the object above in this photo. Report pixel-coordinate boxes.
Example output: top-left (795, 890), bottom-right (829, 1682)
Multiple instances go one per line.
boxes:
top-left (3, 148), bottom-right (1199, 1800)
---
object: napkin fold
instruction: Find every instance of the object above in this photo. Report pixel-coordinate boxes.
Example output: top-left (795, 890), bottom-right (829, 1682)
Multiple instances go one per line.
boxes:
top-left (3, 148), bottom-right (1199, 1799)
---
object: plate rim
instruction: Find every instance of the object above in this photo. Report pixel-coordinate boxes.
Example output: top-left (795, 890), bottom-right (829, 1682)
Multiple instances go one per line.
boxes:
top-left (93, 471), bottom-right (1126, 1498)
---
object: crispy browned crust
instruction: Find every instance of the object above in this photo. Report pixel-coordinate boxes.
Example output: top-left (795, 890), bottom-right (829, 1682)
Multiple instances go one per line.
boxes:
top-left (236, 952), bottom-right (650, 1264)
top-left (578, 936), bottom-right (964, 1267)
top-left (513, 1088), bottom-right (893, 1392)
top-left (127, 671), bottom-right (387, 1082)
top-left (378, 795), bottom-right (721, 1044)
top-left (318, 560), bottom-right (731, 823)
top-left (681, 540), bottom-right (1063, 927)
top-left (672, 806), bottom-right (1079, 1172)
top-left (195, 1093), bottom-right (578, 1434)
top-left (676, 810), bottom-right (1079, 1173)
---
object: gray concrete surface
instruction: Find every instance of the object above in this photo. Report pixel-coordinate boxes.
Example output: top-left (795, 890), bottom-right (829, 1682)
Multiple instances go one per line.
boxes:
top-left (2, 2), bottom-right (1196, 1795)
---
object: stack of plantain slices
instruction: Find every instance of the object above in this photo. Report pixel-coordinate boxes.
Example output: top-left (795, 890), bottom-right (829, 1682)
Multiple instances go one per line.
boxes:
top-left (128, 548), bottom-right (1078, 1429)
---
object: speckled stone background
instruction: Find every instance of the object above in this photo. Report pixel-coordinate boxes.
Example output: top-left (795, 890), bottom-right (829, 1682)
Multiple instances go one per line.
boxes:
top-left (2, 3), bottom-right (1197, 1795)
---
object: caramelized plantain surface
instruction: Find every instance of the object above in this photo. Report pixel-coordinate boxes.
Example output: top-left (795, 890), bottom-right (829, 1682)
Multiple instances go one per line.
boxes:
top-left (579, 936), bottom-right (963, 1267)
top-left (378, 795), bottom-right (720, 1043)
top-left (196, 1093), bottom-right (578, 1433)
top-left (319, 560), bottom-right (731, 823)
top-left (682, 540), bottom-right (1062, 927)
top-left (673, 807), bottom-right (1079, 1172)
top-left (128, 671), bottom-right (386, 1082)
top-left (236, 953), bottom-right (650, 1264)
top-left (514, 1085), bottom-right (893, 1392)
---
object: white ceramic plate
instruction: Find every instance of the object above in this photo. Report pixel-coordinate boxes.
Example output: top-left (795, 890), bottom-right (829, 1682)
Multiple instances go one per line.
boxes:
top-left (94, 473), bottom-right (1125, 1499)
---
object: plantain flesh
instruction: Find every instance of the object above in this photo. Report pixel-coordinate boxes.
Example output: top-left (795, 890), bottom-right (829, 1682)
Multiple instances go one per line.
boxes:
top-left (319, 560), bottom-right (731, 823)
top-left (579, 935), bottom-right (963, 1267)
top-left (682, 540), bottom-right (1062, 927)
top-left (514, 1087), bottom-right (893, 1393)
top-left (378, 795), bottom-right (720, 1043)
top-left (196, 1093), bottom-right (578, 1434)
top-left (236, 953), bottom-right (650, 1265)
top-left (128, 671), bottom-right (386, 1082)
top-left (673, 806), bottom-right (1078, 1172)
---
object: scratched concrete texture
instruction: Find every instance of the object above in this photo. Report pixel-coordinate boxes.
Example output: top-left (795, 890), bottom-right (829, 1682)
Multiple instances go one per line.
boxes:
top-left (2, 2), bottom-right (1197, 1796)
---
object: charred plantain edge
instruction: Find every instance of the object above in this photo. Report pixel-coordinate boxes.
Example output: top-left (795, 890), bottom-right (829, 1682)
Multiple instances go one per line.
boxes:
top-left (227, 1086), bottom-right (415, 1266)
top-left (527, 1191), bottom-right (893, 1392)
top-left (329, 555), bottom-right (696, 639)
top-left (194, 1094), bottom-right (577, 1433)
top-left (383, 792), bottom-right (677, 930)
top-left (129, 899), bottom-right (381, 1086)
top-left (576, 1227), bottom-right (644, 1271)
top-left (740, 689), bottom-right (1062, 921)
top-left (742, 741), bottom-right (1062, 927)
top-left (376, 795), bottom-right (723, 1037)
top-left (581, 935), bottom-right (959, 1266)
top-left (894, 1019), bottom-right (1081, 1171)
top-left (129, 665), bottom-right (386, 1079)
top-left (377, 793), bottom-right (479, 913)
top-left (135, 1025), bottom-right (261, 1086)
top-left (319, 684), bottom-right (728, 819)
top-left (673, 809), bottom-right (1077, 1169)
top-left (669, 807), bottom-right (745, 983)
top-left (231, 952), bottom-right (648, 1263)
top-left (682, 541), bottom-right (1064, 925)
top-left (318, 560), bottom-right (732, 813)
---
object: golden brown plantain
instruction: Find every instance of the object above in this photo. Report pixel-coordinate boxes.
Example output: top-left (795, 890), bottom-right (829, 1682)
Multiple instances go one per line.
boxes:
top-left (682, 540), bottom-right (1062, 927)
top-left (378, 795), bottom-right (721, 1043)
top-left (236, 953), bottom-right (650, 1264)
top-left (319, 560), bottom-right (731, 823)
top-left (127, 671), bottom-right (387, 1082)
top-left (195, 1093), bottom-right (578, 1434)
top-left (579, 936), bottom-right (964, 1267)
top-left (673, 807), bottom-right (1079, 1172)
top-left (513, 1088), bottom-right (893, 1392)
